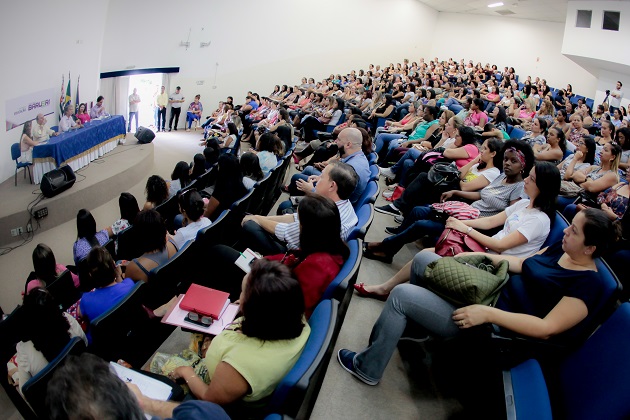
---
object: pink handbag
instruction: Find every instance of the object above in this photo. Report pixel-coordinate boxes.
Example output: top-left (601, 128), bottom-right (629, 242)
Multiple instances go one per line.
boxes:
top-left (435, 228), bottom-right (487, 257)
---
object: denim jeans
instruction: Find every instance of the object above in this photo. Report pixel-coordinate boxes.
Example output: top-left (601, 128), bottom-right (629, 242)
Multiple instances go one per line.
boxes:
top-left (354, 251), bottom-right (459, 382)
top-left (241, 220), bottom-right (287, 256)
top-left (374, 133), bottom-right (405, 154)
top-left (381, 206), bottom-right (446, 255)
top-left (157, 107), bottom-right (167, 129)
top-left (390, 148), bottom-right (421, 181)
top-left (287, 167), bottom-right (321, 196)
top-left (128, 111), bottom-right (138, 131)
top-left (186, 111), bottom-right (200, 128)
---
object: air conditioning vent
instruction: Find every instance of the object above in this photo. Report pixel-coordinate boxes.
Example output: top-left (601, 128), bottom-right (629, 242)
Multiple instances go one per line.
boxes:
top-left (495, 9), bottom-right (516, 15)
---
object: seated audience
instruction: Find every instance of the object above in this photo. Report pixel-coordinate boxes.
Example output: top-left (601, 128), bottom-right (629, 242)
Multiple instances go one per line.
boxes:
top-left (46, 353), bottom-right (231, 420)
top-left (241, 161), bottom-right (358, 255)
top-left (533, 126), bottom-right (566, 163)
top-left (340, 209), bottom-right (617, 388)
top-left (78, 247), bottom-right (135, 324)
top-left (73, 209), bottom-right (111, 264)
top-left (124, 210), bottom-right (178, 283)
top-left (241, 152), bottom-right (264, 190)
top-left (143, 175), bottom-right (169, 210)
top-left (203, 153), bottom-right (248, 220)
top-left (25, 243), bottom-right (80, 293)
top-left (168, 161), bottom-right (191, 198)
top-left (253, 132), bottom-right (283, 174)
top-left (171, 190), bottom-right (211, 249)
top-left (15, 288), bottom-right (86, 394)
top-left (190, 153), bottom-right (207, 180)
top-left (154, 259), bottom-right (310, 409)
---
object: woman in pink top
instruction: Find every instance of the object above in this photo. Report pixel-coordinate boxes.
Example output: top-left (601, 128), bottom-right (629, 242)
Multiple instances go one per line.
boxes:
top-left (464, 98), bottom-right (488, 129)
top-left (76, 103), bottom-right (91, 124)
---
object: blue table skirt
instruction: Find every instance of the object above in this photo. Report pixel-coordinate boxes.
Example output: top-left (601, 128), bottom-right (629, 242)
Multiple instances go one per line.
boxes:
top-left (33, 115), bottom-right (126, 167)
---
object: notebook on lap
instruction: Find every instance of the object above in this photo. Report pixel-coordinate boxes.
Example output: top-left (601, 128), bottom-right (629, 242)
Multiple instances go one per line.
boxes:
top-left (179, 284), bottom-right (230, 320)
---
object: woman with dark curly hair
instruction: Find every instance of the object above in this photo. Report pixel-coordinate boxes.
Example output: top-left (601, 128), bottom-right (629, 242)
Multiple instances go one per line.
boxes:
top-left (143, 175), bottom-right (169, 210)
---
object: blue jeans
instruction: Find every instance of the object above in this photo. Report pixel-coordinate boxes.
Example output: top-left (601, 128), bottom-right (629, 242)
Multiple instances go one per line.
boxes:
top-left (390, 148), bottom-right (421, 183)
top-left (288, 166), bottom-right (321, 196)
top-left (354, 251), bottom-right (460, 382)
top-left (381, 206), bottom-right (445, 255)
top-left (374, 133), bottom-right (405, 154)
top-left (128, 111), bottom-right (138, 131)
top-left (562, 204), bottom-right (578, 222)
top-left (187, 112), bottom-right (200, 128)
top-left (556, 196), bottom-right (576, 212)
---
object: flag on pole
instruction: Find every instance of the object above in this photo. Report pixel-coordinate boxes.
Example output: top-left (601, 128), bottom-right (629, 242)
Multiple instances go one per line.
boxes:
top-left (75, 75), bottom-right (80, 114)
top-left (59, 74), bottom-right (65, 120)
top-left (64, 72), bottom-right (72, 111)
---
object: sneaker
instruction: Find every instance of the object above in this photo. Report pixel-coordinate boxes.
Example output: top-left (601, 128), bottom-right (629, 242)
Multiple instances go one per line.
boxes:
top-left (394, 215), bottom-right (404, 224)
top-left (384, 226), bottom-right (400, 235)
top-left (375, 204), bottom-right (401, 217)
top-left (337, 349), bottom-right (379, 386)
top-left (378, 166), bottom-right (396, 180)
top-left (440, 105), bottom-right (448, 111)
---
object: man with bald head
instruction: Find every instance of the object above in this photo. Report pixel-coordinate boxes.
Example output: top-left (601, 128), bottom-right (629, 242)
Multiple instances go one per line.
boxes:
top-left (287, 127), bottom-right (370, 204)
top-left (32, 113), bottom-right (58, 142)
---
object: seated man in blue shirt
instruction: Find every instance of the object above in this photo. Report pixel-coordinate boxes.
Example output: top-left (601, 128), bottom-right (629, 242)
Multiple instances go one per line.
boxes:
top-left (286, 127), bottom-right (370, 205)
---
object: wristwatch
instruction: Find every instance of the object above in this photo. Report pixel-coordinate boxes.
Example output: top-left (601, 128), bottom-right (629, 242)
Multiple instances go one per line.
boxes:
top-left (466, 227), bottom-right (473, 234)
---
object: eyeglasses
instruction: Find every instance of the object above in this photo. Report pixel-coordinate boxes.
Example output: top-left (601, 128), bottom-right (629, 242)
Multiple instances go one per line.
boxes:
top-left (187, 312), bottom-right (213, 325)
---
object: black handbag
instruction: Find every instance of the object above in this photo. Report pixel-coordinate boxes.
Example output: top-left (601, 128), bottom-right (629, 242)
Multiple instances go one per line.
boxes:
top-left (427, 162), bottom-right (461, 188)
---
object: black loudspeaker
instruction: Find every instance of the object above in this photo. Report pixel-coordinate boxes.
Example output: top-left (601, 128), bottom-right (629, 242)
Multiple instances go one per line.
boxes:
top-left (41, 166), bottom-right (76, 198)
top-left (135, 126), bottom-right (155, 144)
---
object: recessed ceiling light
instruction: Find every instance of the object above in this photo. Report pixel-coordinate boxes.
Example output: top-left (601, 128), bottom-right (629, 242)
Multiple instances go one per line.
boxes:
top-left (488, 2), bottom-right (504, 7)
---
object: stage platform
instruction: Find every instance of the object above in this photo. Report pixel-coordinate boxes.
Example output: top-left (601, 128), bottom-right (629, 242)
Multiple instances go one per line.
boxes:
top-left (0, 136), bottom-right (153, 247)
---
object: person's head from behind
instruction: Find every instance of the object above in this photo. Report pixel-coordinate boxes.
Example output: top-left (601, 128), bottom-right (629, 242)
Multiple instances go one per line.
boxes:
top-left (298, 195), bottom-right (349, 260)
top-left (335, 127), bottom-right (363, 156)
top-left (239, 259), bottom-right (305, 341)
top-left (192, 153), bottom-right (206, 178)
top-left (274, 125), bottom-right (292, 148)
top-left (563, 208), bottom-right (615, 259)
top-left (145, 175), bottom-right (168, 206)
top-left (203, 142), bottom-right (220, 167)
top-left (32, 243), bottom-right (57, 284)
top-left (76, 209), bottom-right (96, 240)
top-left (257, 132), bottom-right (281, 155)
top-left (315, 161), bottom-right (358, 201)
top-left (178, 189), bottom-right (204, 222)
top-left (218, 153), bottom-right (243, 181)
top-left (240, 152), bottom-right (263, 181)
top-left (227, 122), bottom-right (238, 137)
top-left (134, 210), bottom-right (166, 254)
top-left (524, 161), bottom-right (561, 221)
top-left (118, 192), bottom-right (140, 225)
top-left (86, 247), bottom-right (118, 289)
top-left (46, 353), bottom-right (145, 420)
top-left (171, 161), bottom-right (190, 185)
top-left (21, 288), bottom-right (70, 362)
top-left (356, 127), bottom-right (372, 155)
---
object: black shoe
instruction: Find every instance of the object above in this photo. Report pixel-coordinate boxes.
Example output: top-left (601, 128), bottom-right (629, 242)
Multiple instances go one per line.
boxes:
top-left (375, 204), bottom-right (401, 217)
top-left (168, 128), bottom-right (172, 132)
top-left (337, 349), bottom-right (379, 386)
top-left (363, 247), bottom-right (393, 264)
top-left (384, 226), bottom-right (401, 235)
top-left (174, 128), bottom-right (178, 131)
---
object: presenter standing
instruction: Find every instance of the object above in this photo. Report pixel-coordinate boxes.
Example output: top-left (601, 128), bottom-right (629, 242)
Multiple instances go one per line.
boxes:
top-left (168, 86), bottom-right (184, 131)
top-left (156, 86), bottom-right (168, 132)
top-left (128, 88), bottom-right (141, 132)
top-left (610, 81), bottom-right (624, 115)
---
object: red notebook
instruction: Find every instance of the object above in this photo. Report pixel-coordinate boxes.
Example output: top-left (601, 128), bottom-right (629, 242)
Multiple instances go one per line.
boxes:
top-left (179, 284), bottom-right (230, 320)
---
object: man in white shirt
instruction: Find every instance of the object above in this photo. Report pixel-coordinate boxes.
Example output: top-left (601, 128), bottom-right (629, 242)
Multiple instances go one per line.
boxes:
top-left (168, 86), bottom-right (185, 131)
top-left (128, 88), bottom-right (141, 132)
top-left (59, 104), bottom-right (83, 132)
top-left (240, 161), bottom-right (359, 255)
top-left (610, 81), bottom-right (624, 114)
top-left (32, 114), bottom-right (58, 142)
top-left (90, 96), bottom-right (110, 119)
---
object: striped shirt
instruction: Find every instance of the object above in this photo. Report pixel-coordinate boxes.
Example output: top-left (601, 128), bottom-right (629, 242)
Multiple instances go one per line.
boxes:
top-left (275, 199), bottom-right (358, 250)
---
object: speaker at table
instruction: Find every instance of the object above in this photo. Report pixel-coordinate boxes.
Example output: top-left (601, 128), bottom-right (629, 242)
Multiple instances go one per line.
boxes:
top-left (135, 126), bottom-right (155, 144)
top-left (41, 165), bottom-right (76, 198)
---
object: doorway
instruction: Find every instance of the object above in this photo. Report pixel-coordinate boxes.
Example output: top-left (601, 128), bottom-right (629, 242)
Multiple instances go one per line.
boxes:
top-left (128, 73), bottom-right (162, 129)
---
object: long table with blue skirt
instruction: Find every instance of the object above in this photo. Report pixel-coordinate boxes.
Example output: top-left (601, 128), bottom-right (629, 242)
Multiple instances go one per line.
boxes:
top-left (32, 115), bottom-right (126, 184)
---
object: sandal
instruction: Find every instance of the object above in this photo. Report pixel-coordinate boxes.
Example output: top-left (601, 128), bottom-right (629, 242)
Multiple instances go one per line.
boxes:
top-left (353, 283), bottom-right (390, 301)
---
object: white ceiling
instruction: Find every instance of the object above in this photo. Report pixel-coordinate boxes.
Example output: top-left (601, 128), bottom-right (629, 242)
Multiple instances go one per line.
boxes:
top-left (415, 0), bottom-right (569, 23)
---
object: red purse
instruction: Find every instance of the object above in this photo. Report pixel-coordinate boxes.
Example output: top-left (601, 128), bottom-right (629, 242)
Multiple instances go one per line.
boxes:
top-left (435, 228), bottom-right (487, 257)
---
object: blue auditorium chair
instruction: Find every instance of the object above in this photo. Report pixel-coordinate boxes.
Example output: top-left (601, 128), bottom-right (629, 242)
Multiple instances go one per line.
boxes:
top-left (347, 204), bottom-right (374, 241)
top-left (353, 180), bottom-right (379, 210)
top-left (11, 143), bottom-right (33, 186)
top-left (510, 127), bottom-right (526, 140)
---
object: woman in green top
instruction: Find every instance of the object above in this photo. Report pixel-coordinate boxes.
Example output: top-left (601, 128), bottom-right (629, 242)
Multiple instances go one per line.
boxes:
top-left (168, 259), bottom-right (310, 407)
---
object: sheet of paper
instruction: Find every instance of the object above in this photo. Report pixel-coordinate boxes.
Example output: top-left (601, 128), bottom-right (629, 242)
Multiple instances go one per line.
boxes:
top-left (162, 295), bottom-right (239, 334)
top-left (109, 362), bottom-right (172, 401)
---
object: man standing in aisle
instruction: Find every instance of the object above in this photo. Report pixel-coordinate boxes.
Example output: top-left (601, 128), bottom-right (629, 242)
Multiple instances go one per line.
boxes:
top-left (156, 85), bottom-right (168, 132)
top-left (128, 88), bottom-right (141, 132)
top-left (610, 81), bottom-right (624, 114)
top-left (168, 86), bottom-right (185, 131)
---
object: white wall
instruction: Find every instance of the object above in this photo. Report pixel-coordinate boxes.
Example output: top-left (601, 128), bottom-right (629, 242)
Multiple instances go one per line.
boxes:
top-left (430, 12), bottom-right (597, 97)
top-left (99, 0), bottom-right (438, 122)
top-left (563, 1), bottom-right (630, 67)
top-left (0, 0), bottom-right (110, 184)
